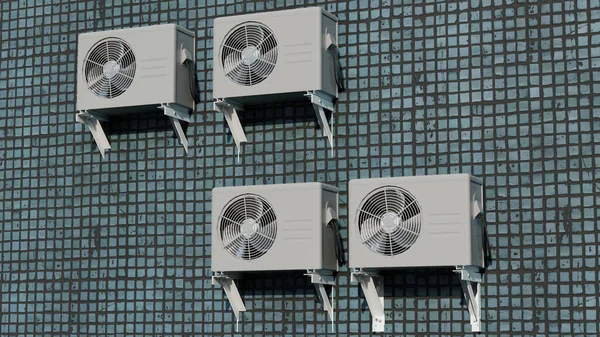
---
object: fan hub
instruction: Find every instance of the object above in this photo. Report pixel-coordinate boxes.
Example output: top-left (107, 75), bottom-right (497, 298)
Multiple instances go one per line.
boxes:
top-left (241, 46), bottom-right (260, 65)
top-left (381, 212), bottom-right (400, 233)
top-left (241, 219), bottom-right (259, 238)
top-left (103, 61), bottom-right (121, 79)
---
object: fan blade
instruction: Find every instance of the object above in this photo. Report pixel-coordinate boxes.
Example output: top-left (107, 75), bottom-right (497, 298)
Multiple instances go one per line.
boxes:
top-left (117, 42), bottom-right (125, 62)
top-left (388, 213), bottom-right (420, 250)
top-left (399, 213), bottom-right (421, 236)
top-left (119, 50), bottom-right (135, 70)
top-left (255, 206), bottom-right (274, 224)
top-left (105, 40), bottom-right (110, 62)
top-left (384, 189), bottom-right (405, 214)
top-left (85, 59), bottom-right (106, 68)
top-left (360, 217), bottom-right (384, 244)
top-left (243, 196), bottom-right (264, 220)
top-left (258, 48), bottom-right (277, 65)
top-left (94, 79), bottom-right (110, 97)
top-left (222, 198), bottom-right (249, 225)
top-left (223, 230), bottom-right (243, 248)
top-left (245, 24), bottom-right (265, 47)
top-left (256, 221), bottom-right (276, 241)
top-left (106, 78), bottom-right (113, 98)
top-left (120, 62), bottom-right (135, 77)
top-left (248, 237), bottom-right (270, 254)
top-left (244, 220), bottom-right (275, 255)
top-left (86, 69), bottom-right (105, 89)
top-left (248, 68), bottom-right (261, 85)
top-left (224, 53), bottom-right (246, 78)
top-left (256, 32), bottom-right (274, 51)
top-left (365, 191), bottom-right (389, 216)
top-left (111, 73), bottom-right (127, 91)
top-left (230, 239), bottom-right (250, 259)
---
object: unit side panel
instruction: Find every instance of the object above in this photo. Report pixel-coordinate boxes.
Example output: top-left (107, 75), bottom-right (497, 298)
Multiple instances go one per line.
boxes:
top-left (347, 179), bottom-right (364, 269)
top-left (469, 180), bottom-right (485, 268)
top-left (320, 189), bottom-right (339, 271)
top-left (175, 30), bottom-right (196, 108)
top-left (320, 13), bottom-right (339, 98)
top-left (210, 189), bottom-right (231, 273)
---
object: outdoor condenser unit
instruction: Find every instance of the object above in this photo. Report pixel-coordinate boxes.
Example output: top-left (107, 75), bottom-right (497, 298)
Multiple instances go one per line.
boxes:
top-left (212, 7), bottom-right (345, 157)
top-left (211, 182), bottom-right (344, 330)
top-left (348, 174), bottom-right (491, 332)
top-left (76, 24), bottom-right (199, 157)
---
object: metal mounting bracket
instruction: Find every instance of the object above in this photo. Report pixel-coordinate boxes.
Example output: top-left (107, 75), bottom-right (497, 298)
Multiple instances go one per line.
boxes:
top-left (212, 272), bottom-right (246, 332)
top-left (351, 269), bottom-right (385, 332)
top-left (305, 269), bottom-right (336, 331)
top-left (305, 91), bottom-right (335, 156)
top-left (159, 104), bottom-right (191, 153)
top-left (213, 99), bottom-right (247, 161)
top-left (76, 110), bottom-right (111, 158)
top-left (454, 266), bottom-right (483, 333)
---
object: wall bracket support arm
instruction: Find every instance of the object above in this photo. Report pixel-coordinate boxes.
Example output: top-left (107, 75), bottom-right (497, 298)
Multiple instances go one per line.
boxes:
top-left (76, 111), bottom-right (111, 158)
top-left (305, 91), bottom-right (335, 155)
top-left (212, 272), bottom-right (246, 332)
top-left (454, 266), bottom-right (483, 333)
top-left (213, 99), bottom-right (247, 161)
top-left (305, 269), bottom-right (336, 331)
top-left (160, 104), bottom-right (191, 153)
top-left (351, 269), bottom-right (385, 332)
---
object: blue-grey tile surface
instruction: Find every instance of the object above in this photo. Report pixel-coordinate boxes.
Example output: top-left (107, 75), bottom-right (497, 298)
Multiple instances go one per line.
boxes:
top-left (1, 0), bottom-right (600, 336)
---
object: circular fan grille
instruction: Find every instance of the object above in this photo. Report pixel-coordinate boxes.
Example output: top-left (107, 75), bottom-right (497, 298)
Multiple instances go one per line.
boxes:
top-left (357, 186), bottom-right (422, 256)
top-left (220, 22), bottom-right (278, 86)
top-left (219, 194), bottom-right (277, 261)
top-left (83, 37), bottom-right (136, 98)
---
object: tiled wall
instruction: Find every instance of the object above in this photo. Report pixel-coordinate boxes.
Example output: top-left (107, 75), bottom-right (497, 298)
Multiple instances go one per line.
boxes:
top-left (1, 0), bottom-right (599, 336)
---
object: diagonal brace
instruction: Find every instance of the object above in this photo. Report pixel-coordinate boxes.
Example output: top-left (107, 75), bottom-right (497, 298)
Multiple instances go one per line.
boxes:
top-left (305, 91), bottom-right (335, 155)
top-left (351, 269), bottom-right (385, 332)
top-left (305, 270), bottom-right (336, 331)
top-left (212, 273), bottom-right (246, 331)
top-left (455, 266), bottom-right (483, 333)
top-left (76, 111), bottom-right (111, 158)
top-left (214, 99), bottom-right (247, 161)
top-left (160, 104), bottom-right (191, 153)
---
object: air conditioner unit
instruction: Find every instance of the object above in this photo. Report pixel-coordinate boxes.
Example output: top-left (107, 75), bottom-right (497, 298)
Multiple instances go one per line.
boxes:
top-left (76, 24), bottom-right (199, 157)
top-left (211, 7), bottom-right (345, 158)
top-left (211, 182), bottom-right (343, 330)
top-left (348, 174), bottom-right (490, 333)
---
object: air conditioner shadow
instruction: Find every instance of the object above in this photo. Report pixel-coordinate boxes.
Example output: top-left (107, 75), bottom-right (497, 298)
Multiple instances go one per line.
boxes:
top-left (232, 100), bottom-right (329, 131)
top-left (102, 110), bottom-right (184, 138)
top-left (234, 270), bottom-right (318, 297)
top-left (358, 268), bottom-right (464, 312)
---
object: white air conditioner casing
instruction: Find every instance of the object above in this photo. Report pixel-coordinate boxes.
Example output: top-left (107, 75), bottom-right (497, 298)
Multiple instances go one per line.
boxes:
top-left (77, 24), bottom-right (195, 112)
top-left (349, 174), bottom-right (484, 269)
top-left (348, 174), bottom-right (487, 333)
top-left (211, 182), bottom-right (341, 328)
top-left (211, 7), bottom-right (341, 157)
top-left (76, 24), bottom-right (196, 156)
top-left (213, 7), bottom-right (339, 104)
top-left (211, 182), bottom-right (339, 273)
